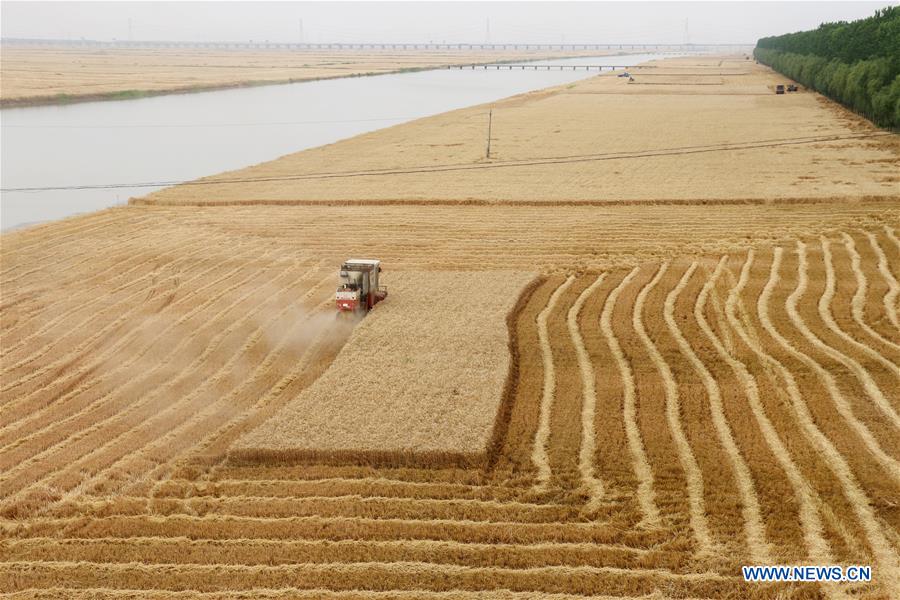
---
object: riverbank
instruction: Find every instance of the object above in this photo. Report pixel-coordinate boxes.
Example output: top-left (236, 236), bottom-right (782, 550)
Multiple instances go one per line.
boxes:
top-left (0, 45), bottom-right (615, 107)
top-left (138, 54), bottom-right (900, 205)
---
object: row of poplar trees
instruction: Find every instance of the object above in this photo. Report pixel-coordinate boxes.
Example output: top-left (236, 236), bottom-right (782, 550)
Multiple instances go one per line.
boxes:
top-left (754, 6), bottom-right (899, 129)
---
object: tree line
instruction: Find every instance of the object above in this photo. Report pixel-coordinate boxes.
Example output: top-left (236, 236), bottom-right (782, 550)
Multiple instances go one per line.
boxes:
top-left (754, 6), bottom-right (899, 129)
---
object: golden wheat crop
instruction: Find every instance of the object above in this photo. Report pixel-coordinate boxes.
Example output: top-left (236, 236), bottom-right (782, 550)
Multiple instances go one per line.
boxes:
top-left (231, 271), bottom-right (536, 468)
top-left (2, 51), bottom-right (899, 599)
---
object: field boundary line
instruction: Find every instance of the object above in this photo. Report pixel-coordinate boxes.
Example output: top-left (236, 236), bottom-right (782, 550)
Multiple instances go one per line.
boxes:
top-left (0, 558), bottom-right (739, 581)
top-left (6, 513), bottom-right (666, 546)
top-left (130, 194), bottom-right (900, 209)
top-left (0, 586), bottom-right (695, 600)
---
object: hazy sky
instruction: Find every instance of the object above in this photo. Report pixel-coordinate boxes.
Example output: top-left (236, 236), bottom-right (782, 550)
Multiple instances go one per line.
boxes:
top-left (1, 1), bottom-right (895, 45)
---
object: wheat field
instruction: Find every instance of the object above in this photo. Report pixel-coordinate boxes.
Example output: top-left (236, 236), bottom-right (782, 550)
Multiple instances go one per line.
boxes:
top-left (2, 205), bottom-right (898, 598)
top-left (2, 50), bottom-right (899, 598)
top-left (138, 56), bottom-right (899, 205)
top-left (0, 45), bottom-right (606, 106)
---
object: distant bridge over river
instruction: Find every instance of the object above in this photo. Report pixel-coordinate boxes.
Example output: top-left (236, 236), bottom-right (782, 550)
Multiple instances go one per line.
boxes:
top-left (1, 37), bottom-right (752, 53)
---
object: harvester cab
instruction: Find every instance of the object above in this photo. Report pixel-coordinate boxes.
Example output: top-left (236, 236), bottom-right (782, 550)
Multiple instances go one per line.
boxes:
top-left (335, 259), bottom-right (388, 313)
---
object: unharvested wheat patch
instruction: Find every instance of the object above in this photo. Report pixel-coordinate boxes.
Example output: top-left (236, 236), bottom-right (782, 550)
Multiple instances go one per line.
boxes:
top-left (233, 271), bottom-right (535, 466)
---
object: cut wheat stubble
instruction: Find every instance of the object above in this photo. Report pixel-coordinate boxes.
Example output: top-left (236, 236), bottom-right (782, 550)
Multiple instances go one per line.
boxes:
top-left (531, 276), bottom-right (576, 491)
top-left (565, 273), bottom-right (607, 509)
top-left (841, 233), bottom-right (900, 353)
top-left (862, 230), bottom-right (900, 331)
top-left (783, 241), bottom-right (900, 480)
top-left (749, 248), bottom-right (900, 598)
top-left (663, 261), bottom-right (771, 564)
top-left (818, 236), bottom-right (900, 376)
top-left (704, 255), bottom-right (840, 594)
top-left (606, 266), bottom-right (663, 530)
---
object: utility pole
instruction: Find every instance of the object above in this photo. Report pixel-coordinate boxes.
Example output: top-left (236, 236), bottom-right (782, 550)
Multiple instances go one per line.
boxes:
top-left (485, 109), bottom-right (493, 159)
top-left (684, 18), bottom-right (690, 46)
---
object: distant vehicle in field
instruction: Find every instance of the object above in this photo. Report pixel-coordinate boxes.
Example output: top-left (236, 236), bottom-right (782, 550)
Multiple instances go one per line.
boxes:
top-left (775, 84), bottom-right (785, 94)
top-left (335, 259), bottom-right (387, 314)
top-left (618, 71), bottom-right (630, 78)
top-left (787, 84), bottom-right (798, 92)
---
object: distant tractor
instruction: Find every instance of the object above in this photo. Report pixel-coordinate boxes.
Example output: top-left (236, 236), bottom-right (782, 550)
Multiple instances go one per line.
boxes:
top-left (335, 259), bottom-right (388, 314)
top-left (775, 84), bottom-right (785, 94)
top-left (787, 84), bottom-right (798, 92)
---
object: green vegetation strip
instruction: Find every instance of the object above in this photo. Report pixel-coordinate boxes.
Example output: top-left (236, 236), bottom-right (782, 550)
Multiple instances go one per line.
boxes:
top-left (754, 6), bottom-right (899, 129)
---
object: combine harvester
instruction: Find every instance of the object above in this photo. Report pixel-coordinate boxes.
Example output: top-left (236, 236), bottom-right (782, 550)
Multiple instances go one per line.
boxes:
top-left (335, 258), bottom-right (388, 315)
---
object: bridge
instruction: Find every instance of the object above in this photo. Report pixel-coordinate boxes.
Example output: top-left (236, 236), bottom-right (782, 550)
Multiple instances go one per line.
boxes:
top-left (1, 37), bottom-right (753, 53)
top-left (452, 63), bottom-right (670, 71)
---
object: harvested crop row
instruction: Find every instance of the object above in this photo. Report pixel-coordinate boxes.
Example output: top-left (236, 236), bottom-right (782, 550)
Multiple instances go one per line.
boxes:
top-left (0, 537), bottom-right (680, 572)
top-left (63, 292), bottom-right (341, 504)
top-left (0, 253), bottom-right (276, 464)
top-left (150, 478), bottom-right (541, 504)
top-left (491, 277), bottom-right (561, 477)
top-left (0, 588), bottom-right (710, 600)
top-left (0, 560), bottom-right (749, 598)
top-left (7, 514), bottom-right (668, 546)
top-left (737, 248), bottom-right (899, 595)
top-left (49, 494), bottom-right (578, 524)
top-left (1, 285), bottom-right (338, 519)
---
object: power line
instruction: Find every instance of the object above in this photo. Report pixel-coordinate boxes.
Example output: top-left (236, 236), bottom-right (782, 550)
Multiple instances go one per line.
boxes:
top-left (1, 131), bottom-right (891, 193)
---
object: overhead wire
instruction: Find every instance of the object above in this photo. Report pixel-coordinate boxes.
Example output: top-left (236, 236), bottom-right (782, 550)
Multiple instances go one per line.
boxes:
top-left (1, 131), bottom-right (891, 194)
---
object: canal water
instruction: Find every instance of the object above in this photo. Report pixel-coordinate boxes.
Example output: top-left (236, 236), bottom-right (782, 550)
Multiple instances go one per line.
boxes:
top-left (1, 53), bottom-right (666, 230)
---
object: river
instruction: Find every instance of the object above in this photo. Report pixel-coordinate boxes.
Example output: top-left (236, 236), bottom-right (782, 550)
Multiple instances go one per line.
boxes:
top-left (1, 53), bottom-right (667, 230)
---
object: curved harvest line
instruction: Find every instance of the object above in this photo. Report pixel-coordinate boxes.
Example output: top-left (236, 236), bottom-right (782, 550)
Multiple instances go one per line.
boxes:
top-left (607, 266), bottom-right (663, 530)
top-left (801, 240), bottom-right (900, 426)
top-left (864, 231), bottom-right (900, 331)
top-left (0, 257), bottom-right (287, 488)
top-left (842, 233), bottom-right (900, 353)
top-left (712, 255), bottom-right (834, 573)
top-left (753, 248), bottom-right (900, 598)
top-left (665, 261), bottom-right (771, 563)
top-left (566, 273), bottom-right (607, 508)
top-left (531, 276), bottom-right (575, 491)
top-left (784, 242), bottom-right (900, 475)
top-left (819, 237), bottom-right (899, 374)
